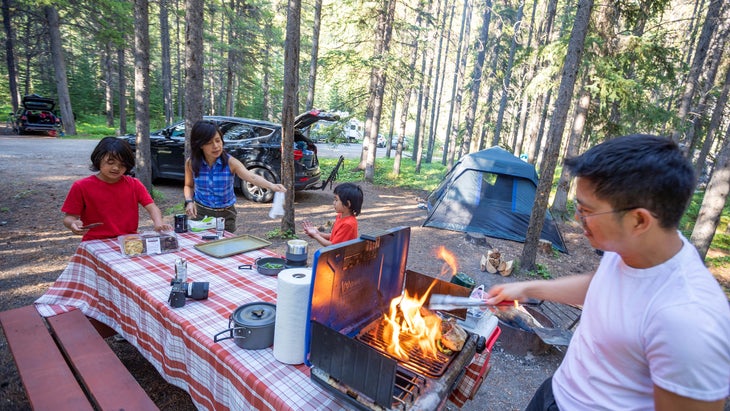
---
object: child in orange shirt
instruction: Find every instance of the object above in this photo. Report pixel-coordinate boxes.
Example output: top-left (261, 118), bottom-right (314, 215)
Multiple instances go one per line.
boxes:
top-left (302, 183), bottom-right (363, 246)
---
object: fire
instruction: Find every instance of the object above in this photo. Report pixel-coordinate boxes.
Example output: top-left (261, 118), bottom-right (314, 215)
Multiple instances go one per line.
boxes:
top-left (383, 289), bottom-right (442, 361)
top-left (436, 246), bottom-right (458, 278)
top-left (382, 247), bottom-right (461, 361)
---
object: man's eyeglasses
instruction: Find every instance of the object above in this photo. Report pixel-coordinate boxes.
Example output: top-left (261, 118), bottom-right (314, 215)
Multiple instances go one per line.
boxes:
top-left (575, 206), bottom-right (638, 227)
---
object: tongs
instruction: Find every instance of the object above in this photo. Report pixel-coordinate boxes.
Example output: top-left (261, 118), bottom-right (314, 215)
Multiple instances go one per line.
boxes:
top-left (427, 294), bottom-right (534, 311)
top-left (428, 294), bottom-right (572, 346)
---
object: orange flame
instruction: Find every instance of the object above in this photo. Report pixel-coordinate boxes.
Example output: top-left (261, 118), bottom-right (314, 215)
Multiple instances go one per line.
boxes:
top-left (381, 247), bottom-right (463, 361)
top-left (436, 246), bottom-right (458, 278)
top-left (382, 289), bottom-right (442, 361)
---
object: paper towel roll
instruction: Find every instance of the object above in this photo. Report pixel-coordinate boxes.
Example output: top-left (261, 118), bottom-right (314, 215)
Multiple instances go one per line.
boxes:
top-left (273, 267), bottom-right (313, 364)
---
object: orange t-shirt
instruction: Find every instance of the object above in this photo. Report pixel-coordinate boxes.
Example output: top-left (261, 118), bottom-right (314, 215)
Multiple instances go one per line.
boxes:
top-left (329, 214), bottom-right (358, 244)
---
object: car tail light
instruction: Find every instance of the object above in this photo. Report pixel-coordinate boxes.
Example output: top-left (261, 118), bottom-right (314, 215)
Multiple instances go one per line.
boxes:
top-left (294, 149), bottom-right (303, 161)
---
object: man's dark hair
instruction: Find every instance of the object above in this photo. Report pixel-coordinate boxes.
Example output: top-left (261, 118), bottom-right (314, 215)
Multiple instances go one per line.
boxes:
top-left (190, 120), bottom-right (229, 176)
top-left (89, 137), bottom-right (135, 174)
top-left (563, 134), bottom-right (695, 229)
top-left (334, 182), bottom-right (364, 216)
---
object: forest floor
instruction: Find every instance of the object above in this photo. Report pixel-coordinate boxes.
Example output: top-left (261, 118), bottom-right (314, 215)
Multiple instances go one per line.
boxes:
top-left (1, 134), bottom-right (728, 410)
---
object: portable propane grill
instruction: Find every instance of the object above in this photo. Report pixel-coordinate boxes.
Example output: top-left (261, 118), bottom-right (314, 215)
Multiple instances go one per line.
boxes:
top-left (306, 227), bottom-right (487, 410)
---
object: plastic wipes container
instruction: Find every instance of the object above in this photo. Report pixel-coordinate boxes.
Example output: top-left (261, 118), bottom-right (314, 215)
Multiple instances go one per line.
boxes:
top-left (188, 216), bottom-right (217, 232)
top-left (119, 231), bottom-right (180, 257)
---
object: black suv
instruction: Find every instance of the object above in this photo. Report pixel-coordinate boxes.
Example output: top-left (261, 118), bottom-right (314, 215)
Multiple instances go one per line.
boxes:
top-left (12, 94), bottom-right (62, 136)
top-left (119, 110), bottom-right (338, 202)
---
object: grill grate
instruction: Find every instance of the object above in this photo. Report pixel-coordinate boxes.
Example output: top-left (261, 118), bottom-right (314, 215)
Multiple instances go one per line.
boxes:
top-left (392, 370), bottom-right (424, 409)
top-left (356, 319), bottom-right (453, 378)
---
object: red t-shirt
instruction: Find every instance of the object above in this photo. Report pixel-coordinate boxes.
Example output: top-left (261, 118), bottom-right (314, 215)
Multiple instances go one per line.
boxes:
top-left (329, 214), bottom-right (358, 244)
top-left (62, 175), bottom-right (154, 241)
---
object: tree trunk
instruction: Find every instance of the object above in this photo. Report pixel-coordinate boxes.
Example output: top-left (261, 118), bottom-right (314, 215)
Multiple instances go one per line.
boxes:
top-left (262, 23), bottom-right (273, 121)
top-left (552, 81), bottom-right (591, 220)
top-left (44, 6), bottom-right (76, 136)
top-left (415, 0), bottom-right (441, 170)
top-left (492, 1), bottom-right (524, 148)
top-left (694, 64), bottom-right (730, 182)
top-left (483, 32), bottom-right (502, 149)
top-left (461, 0), bottom-right (491, 157)
top-left (134, 0), bottom-right (152, 191)
top-left (671, 0), bottom-right (722, 144)
top-left (175, 0), bottom-right (183, 119)
top-left (394, 0), bottom-right (426, 175)
top-left (305, 0), bottom-right (322, 112)
top-left (428, 0), bottom-right (455, 164)
top-left (362, 0), bottom-right (396, 182)
top-left (442, 0), bottom-right (471, 167)
top-left (3, 0), bottom-right (19, 112)
top-left (185, 0), bottom-right (205, 157)
top-left (117, 47), bottom-right (127, 135)
top-left (691, 123), bottom-right (730, 259)
top-left (386, 90), bottom-right (397, 159)
top-left (687, 14), bottom-right (729, 157)
top-left (520, 0), bottom-right (593, 273)
top-left (160, 0), bottom-right (174, 125)
top-left (450, 0), bottom-right (473, 164)
top-left (281, 0), bottom-right (301, 233)
top-left (104, 42), bottom-right (114, 128)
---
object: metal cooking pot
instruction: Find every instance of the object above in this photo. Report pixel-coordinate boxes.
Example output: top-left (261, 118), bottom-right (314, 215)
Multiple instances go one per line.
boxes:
top-left (213, 302), bottom-right (276, 349)
top-left (286, 239), bottom-right (308, 255)
top-left (238, 257), bottom-right (287, 276)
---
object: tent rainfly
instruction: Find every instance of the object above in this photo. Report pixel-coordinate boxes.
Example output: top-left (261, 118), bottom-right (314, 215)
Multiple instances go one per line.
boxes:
top-left (423, 147), bottom-right (568, 253)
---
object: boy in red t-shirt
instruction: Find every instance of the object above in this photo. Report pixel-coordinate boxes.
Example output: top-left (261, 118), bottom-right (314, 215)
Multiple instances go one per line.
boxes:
top-left (302, 183), bottom-right (363, 247)
top-left (62, 137), bottom-right (172, 241)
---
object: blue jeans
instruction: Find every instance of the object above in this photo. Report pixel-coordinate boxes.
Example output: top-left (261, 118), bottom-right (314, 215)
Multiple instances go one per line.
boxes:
top-left (525, 377), bottom-right (560, 411)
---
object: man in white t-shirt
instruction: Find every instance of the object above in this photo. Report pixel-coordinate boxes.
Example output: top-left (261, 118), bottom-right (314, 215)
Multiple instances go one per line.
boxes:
top-left (486, 134), bottom-right (730, 411)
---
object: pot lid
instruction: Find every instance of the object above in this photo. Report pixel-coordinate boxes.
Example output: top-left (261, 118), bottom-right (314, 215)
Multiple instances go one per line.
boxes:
top-left (232, 302), bottom-right (276, 326)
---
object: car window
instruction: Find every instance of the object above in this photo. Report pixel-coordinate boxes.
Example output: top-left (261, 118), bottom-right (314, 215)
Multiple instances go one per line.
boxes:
top-left (169, 123), bottom-right (186, 138)
top-left (221, 123), bottom-right (275, 142)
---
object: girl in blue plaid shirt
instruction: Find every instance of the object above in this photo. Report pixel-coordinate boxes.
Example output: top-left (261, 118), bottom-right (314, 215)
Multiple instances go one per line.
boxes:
top-left (183, 121), bottom-right (286, 233)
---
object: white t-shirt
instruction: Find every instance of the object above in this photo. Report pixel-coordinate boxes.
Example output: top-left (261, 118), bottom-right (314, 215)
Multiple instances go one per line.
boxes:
top-left (553, 234), bottom-right (730, 410)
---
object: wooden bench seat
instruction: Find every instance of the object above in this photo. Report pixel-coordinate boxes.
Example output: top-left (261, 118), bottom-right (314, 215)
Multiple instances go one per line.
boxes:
top-left (0, 305), bottom-right (158, 411)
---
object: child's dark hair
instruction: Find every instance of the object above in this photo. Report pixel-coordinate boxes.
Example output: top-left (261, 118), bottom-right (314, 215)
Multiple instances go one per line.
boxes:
top-left (334, 183), bottom-right (364, 216)
top-left (190, 120), bottom-right (229, 177)
top-left (89, 137), bottom-right (135, 174)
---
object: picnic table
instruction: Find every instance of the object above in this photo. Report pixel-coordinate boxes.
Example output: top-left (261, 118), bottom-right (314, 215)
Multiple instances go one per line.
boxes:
top-left (34, 231), bottom-right (346, 410)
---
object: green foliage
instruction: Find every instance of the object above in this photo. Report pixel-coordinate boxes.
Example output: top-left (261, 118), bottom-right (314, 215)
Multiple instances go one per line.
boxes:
top-left (528, 263), bottom-right (552, 280)
top-left (150, 188), bottom-right (165, 202)
top-left (13, 189), bottom-right (33, 199)
top-left (313, 121), bottom-right (347, 144)
top-left (265, 228), bottom-right (298, 240)
top-left (317, 156), bottom-right (449, 192)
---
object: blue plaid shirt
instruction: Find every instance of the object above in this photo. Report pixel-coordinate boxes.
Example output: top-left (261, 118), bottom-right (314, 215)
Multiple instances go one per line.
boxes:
top-left (193, 157), bottom-right (236, 208)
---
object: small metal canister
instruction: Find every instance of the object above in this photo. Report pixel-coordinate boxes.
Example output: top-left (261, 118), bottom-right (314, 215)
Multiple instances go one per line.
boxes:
top-left (216, 217), bottom-right (225, 238)
top-left (174, 214), bottom-right (188, 233)
top-left (175, 258), bottom-right (188, 283)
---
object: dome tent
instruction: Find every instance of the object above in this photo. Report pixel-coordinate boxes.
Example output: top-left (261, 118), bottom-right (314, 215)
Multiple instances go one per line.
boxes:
top-left (423, 147), bottom-right (568, 253)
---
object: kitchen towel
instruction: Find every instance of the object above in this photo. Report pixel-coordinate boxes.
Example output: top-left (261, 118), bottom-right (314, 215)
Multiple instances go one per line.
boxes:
top-left (273, 267), bottom-right (313, 364)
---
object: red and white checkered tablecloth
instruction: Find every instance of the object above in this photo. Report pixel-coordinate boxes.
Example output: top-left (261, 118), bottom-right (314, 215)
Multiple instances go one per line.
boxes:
top-left (35, 232), bottom-right (347, 411)
top-left (35, 232), bottom-right (496, 410)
